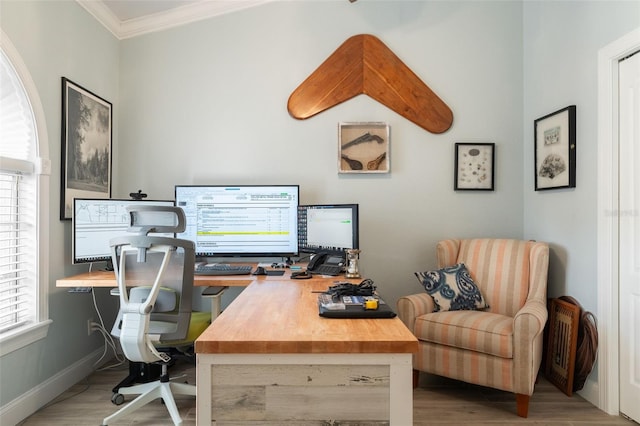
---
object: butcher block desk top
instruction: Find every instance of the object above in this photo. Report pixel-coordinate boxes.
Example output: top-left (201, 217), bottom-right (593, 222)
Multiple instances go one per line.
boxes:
top-left (55, 265), bottom-right (305, 288)
top-left (195, 278), bottom-right (419, 355)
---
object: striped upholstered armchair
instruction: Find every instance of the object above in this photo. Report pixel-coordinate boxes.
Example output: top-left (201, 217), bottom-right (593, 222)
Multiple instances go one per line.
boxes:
top-left (397, 239), bottom-right (549, 417)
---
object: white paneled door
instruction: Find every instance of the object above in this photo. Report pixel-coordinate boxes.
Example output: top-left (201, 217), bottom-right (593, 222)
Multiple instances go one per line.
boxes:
top-left (619, 49), bottom-right (640, 424)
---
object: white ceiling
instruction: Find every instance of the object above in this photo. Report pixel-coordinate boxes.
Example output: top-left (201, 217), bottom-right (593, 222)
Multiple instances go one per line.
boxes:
top-left (101, 0), bottom-right (203, 21)
top-left (76, 0), bottom-right (273, 39)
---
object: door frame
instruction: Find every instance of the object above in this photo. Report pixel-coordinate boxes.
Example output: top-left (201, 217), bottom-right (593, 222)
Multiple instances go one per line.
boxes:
top-left (597, 27), bottom-right (640, 416)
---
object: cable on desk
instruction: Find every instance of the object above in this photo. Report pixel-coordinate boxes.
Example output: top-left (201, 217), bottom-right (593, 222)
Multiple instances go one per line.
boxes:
top-left (295, 254), bottom-right (312, 263)
top-left (326, 278), bottom-right (376, 296)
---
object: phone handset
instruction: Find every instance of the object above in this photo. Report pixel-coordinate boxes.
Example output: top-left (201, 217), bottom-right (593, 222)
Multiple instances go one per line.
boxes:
top-left (307, 252), bottom-right (329, 272)
top-left (307, 251), bottom-right (345, 274)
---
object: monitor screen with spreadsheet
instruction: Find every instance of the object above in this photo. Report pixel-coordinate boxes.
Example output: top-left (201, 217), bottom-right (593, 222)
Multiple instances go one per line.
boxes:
top-left (174, 185), bottom-right (299, 258)
top-left (72, 198), bottom-right (175, 264)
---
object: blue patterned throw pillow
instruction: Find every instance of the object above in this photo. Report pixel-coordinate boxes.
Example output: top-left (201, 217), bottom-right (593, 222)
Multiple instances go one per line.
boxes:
top-left (414, 263), bottom-right (489, 312)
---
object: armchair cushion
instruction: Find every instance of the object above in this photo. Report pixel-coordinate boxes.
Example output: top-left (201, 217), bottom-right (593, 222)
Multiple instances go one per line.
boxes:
top-left (415, 310), bottom-right (513, 358)
top-left (415, 263), bottom-right (489, 312)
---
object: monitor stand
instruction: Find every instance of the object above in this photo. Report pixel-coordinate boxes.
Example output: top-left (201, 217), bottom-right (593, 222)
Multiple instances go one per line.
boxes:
top-left (103, 259), bottom-right (114, 271)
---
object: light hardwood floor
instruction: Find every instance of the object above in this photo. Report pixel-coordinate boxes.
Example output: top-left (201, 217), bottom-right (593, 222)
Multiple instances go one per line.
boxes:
top-left (17, 360), bottom-right (636, 426)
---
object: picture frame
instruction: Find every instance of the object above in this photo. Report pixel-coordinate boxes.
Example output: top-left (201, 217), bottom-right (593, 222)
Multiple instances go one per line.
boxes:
top-left (454, 143), bottom-right (495, 191)
top-left (534, 105), bottom-right (576, 190)
top-left (339, 122), bottom-right (390, 173)
top-left (61, 77), bottom-right (112, 220)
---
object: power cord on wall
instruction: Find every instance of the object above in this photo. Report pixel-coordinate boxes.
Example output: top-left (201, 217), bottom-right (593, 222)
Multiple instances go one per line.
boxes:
top-left (90, 289), bottom-right (126, 370)
top-left (22, 286), bottom-right (124, 416)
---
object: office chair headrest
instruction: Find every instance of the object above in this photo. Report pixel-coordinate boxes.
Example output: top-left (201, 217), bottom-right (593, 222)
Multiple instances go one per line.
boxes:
top-left (126, 205), bottom-right (186, 235)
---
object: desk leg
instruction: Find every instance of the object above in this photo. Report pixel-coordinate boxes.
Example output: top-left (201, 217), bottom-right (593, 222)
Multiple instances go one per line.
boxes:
top-left (196, 354), bottom-right (212, 425)
top-left (201, 287), bottom-right (227, 321)
top-left (209, 297), bottom-right (221, 321)
top-left (389, 353), bottom-right (413, 425)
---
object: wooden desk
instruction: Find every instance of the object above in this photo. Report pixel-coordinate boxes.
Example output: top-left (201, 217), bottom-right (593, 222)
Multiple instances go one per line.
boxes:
top-left (195, 278), bottom-right (418, 425)
top-left (55, 266), bottom-right (305, 288)
top-left (56, 266), bottom-right (317, 318)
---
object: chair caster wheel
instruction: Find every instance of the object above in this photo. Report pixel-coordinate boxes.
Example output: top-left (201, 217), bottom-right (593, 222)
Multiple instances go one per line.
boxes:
top-left (111, 392), bottom-right (125, 405)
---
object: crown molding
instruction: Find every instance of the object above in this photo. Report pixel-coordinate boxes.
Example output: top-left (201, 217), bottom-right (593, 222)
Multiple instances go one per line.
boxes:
top-left (76, 0), bottom-right (273, 40)
top-left (76, 0), bottom-right (121, 37)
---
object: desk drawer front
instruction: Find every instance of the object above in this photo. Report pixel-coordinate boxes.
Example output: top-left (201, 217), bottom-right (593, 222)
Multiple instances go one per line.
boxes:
top-left (210, 364), bottom-right (390, 424)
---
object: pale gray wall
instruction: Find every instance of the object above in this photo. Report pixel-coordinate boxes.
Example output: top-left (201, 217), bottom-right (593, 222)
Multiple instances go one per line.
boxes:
top-left (522, 0), bottom-right (640, 390)
top-left (523, 3), bottom-right (639, 312)
top-left (116, 0), bottom-right (525, 310)
top-left (0, 0), bottom-right (120, 407)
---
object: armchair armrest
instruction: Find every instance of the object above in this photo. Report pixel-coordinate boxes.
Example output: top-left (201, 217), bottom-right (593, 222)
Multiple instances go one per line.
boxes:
top-left (514, 299), bottom-right (547, 332)
top-left (397, 293), bottom-right (437, 333)
top-left (513, 299), bottom-right (548, 395)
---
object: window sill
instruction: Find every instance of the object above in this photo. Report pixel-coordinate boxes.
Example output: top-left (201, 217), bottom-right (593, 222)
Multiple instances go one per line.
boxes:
top-left (0, 320), bottom-right (52, 357)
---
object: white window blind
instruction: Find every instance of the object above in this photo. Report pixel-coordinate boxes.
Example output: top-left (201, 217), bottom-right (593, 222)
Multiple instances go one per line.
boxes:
top-left (0, 170), bottom-right (36, 333)
top-left (0, 47), bottom-right (38, 336)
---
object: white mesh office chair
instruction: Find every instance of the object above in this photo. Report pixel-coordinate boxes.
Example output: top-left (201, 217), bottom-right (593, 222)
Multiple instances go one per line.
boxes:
top-left (102, 206), bottom-right (206, 426)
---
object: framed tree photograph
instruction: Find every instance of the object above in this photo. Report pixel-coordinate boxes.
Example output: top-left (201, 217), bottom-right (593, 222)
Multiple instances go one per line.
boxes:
top-left (534, 105), bottom-right (576, 190)
top-left (454, 143), bottom-right (495, 190)
top-left (339, 122), bottom-right (390, 173)
top-left (61, 77), bottom-right (112, 220)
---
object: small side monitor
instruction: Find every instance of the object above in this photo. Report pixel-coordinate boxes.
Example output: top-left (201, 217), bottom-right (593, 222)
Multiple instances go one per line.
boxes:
top-left (298, 204), bottom-right (359, 255)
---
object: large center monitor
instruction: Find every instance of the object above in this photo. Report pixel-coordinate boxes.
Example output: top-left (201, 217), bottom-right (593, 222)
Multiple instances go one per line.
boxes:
top-left (73, 198), bottom-right (175, 265)
top-left (175, 185), bottom-right (299, 258)
top-left (298, 204), bottom-right (359, 254)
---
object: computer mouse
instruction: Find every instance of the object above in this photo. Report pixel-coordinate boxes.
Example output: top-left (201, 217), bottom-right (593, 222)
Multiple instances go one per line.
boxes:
top-left (253, 266), bottom-right (267, 276)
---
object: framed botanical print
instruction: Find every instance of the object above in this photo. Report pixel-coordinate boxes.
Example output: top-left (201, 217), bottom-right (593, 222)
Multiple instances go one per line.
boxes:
top-left (454, 143), bottom-right (495, 191)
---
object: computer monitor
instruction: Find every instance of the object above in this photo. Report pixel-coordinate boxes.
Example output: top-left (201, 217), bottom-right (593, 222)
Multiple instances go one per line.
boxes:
top-left (174, 185), bottom-right (300, 258)
top-left (72, 198), bottom-right (175, 265)
top-left (298, 204), bottom-right (359, 255)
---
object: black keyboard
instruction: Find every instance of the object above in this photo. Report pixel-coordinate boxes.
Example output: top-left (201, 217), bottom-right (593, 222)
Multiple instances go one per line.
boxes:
top-left (195, 264), bottom-right (253, 276)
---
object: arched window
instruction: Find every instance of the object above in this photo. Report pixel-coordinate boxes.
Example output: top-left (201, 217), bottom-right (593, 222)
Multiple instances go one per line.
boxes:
top-left (0, 31), bottom-right (51, 355)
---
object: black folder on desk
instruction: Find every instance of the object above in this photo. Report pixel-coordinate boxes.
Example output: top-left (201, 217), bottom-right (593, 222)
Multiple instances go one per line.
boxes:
top-left (318, 296), bottom-right (397, 319)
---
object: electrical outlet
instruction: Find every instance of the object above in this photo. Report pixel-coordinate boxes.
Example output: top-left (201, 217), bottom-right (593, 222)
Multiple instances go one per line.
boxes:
top-left (87, 318), bottom-right (94, 336)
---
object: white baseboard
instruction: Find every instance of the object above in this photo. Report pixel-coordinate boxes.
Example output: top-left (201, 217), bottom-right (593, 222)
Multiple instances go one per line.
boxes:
top-left (0, 348), bottom-right (104, 425)
top-left (577, 376), bottom-right (600, 409)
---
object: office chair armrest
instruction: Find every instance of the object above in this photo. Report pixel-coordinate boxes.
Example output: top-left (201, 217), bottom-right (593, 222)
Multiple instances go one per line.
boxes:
top-left (397, 293), bottom-right (437, 333)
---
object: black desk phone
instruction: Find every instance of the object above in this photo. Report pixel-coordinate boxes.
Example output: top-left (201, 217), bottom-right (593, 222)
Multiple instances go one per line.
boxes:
top-left (307, 252), bottom-right (344, 276)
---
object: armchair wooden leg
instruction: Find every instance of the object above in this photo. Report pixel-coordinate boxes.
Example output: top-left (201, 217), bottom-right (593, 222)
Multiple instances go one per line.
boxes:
top-left (516, 393), bottom-right (530, 418)
top-left (412, 369), bottom-right (419, 389)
